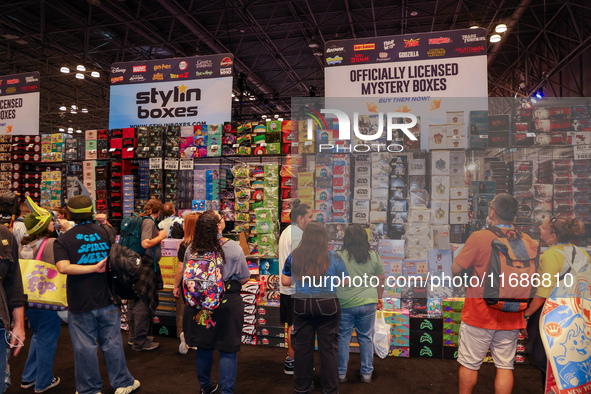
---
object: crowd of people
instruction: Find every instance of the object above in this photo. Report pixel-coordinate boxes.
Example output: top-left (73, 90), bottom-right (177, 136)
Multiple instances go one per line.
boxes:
top-left (0, 191), bottom-right (586, 393)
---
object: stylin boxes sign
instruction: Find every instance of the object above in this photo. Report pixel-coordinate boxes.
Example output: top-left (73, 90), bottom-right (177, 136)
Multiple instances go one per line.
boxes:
top-left (109, 53), bottom-right (233, 128)
top-left (305, 108), bottom-right (416, 153)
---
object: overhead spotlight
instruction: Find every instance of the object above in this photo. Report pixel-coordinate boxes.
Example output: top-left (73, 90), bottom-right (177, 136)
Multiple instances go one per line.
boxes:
top-left (308, 36), bottom-right (320, 48)
top-left (90, 71), bottom-right (100, 78)
top-left (67, 127), bottom-right (74, 132)
top-left (60, 67), bottom-right (70, 73)
top-left (278, 118), bottom-right (284, 121)
top-left (274, 114), bottom-right (279, 118)
top-left (530, 98), bottom-right (537, 104)
top-left (58, 127), bottom-right (65, 132)
top-left (59, 105), bottom-right (67, 111)
top-left (261, 115), bottom-right (267, 119)
top-left (495, 23), bottom-right (507, 33)
top-left (67, 130), bottom-right (73, 134)
top-left (71, 105), bottom-right (77, 110)
top-left (313, 49), bottom-right (323, 56)
top-left (76, 65), bottom-right (86, 72)
top-left (410, 11), bottom-right (418, 16)
top-left (266, 118), bottom-right (271, 122)
top-left (469, 21), bottom-right (479, 29)
top-left (231, 93), bottom-right (235, 97)
top-left (535, 90), bottom-right (543, 99)
top-left (81, 108), bottom-right (88, 113)
top-left (490, 34), bottom-right (501, 43)
top-left (76, 129), bottom-right (82, 133)
top-left (75, 73), bottom-right (84, 79)
top-left (71, 110), bottom-right (77, 114)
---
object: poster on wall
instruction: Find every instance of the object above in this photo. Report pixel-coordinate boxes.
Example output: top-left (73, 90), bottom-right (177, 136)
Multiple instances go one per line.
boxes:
top-left (109, 54), bottom-right (234, 129)
top-left (324, 28), bottom-right (487, 98)
top-left (0, 71), bottom-right (40, 135)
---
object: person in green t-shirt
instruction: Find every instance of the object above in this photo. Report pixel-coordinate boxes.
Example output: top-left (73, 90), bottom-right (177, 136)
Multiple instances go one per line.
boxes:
top-left (337, 225), bottom-right (385, 384)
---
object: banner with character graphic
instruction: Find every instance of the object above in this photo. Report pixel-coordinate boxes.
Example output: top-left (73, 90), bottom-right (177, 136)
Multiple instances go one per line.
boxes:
top-left (540, 269), bottom-right (591, 393)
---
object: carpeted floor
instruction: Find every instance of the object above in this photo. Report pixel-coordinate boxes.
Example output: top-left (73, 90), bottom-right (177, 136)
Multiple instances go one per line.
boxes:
top-left (6, 325), bottom-right (544, 393)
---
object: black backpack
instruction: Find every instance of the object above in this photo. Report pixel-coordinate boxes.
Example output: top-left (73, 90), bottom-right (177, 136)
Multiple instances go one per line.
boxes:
top-left (108, 243), bottom-right (142, 303)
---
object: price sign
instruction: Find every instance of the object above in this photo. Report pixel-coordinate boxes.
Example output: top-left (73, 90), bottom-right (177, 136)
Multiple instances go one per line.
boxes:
top-left (179, 158), bottom-right (194, 171)
top-left (164, 158), bottom-right (179, 170)
top-left (149, 157), bottom-right (162, 169)
top-left (574, 145), bottom-right (591, 160)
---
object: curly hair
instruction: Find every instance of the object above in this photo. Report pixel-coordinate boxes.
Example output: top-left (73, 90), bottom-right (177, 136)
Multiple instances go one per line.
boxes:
top-left (189, 210), bottom-right (225, 264)
top-left (551, 216), bottom-right (586, 244)
top-left (139, 198), bottom-right (163, 217)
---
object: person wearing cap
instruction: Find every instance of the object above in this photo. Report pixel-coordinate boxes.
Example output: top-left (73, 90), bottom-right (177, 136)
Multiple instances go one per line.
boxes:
top-left (19, 209), bottom-right (61, 393)
top-left (53, 195), bottom-right (140, 394)
top-left (0, 223), bottom-right (26, 393)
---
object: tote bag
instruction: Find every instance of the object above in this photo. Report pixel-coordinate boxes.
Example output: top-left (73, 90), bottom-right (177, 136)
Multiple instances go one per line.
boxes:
top-left (373, 311), bottom-right (390, 359)
top-left (19, 239), bottom-right (68, 310)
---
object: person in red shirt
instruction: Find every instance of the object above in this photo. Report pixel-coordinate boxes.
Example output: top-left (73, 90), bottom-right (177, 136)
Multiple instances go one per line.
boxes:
top-left (452, 193), bottom-right (537, 394)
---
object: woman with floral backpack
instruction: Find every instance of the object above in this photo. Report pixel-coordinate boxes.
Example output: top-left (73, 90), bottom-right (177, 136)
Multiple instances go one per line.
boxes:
top-left (182, 211), bottom-right (250, 394)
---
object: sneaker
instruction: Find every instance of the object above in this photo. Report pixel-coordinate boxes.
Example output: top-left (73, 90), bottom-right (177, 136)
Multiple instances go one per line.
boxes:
top-left (360, 372), bottom-right (373, 383)
top-left (114, 379), bottom-right (140, 394)
top-left (21, 380), bottom-right (35, 389)
top-left (179, 332), bottom-right (188, 354)
top-left (132, 341), bottom-right (160, 351)
top-left (35, 377), bottom-right (60, 393)
top-left (200, 382), bottom-right (218, 394)
top-left (128, 336), bottom-right (153, 346)
top-left (284, 357), bottom-right (294, 375)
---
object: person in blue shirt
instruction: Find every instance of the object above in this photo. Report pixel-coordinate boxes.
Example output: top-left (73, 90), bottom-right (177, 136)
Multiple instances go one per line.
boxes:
top-left (282, 222), bottom-right (348, 394)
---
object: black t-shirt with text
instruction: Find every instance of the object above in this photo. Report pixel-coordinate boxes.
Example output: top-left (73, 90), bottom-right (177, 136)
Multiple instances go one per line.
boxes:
top-left (53, 223), bottom-right (112, 314)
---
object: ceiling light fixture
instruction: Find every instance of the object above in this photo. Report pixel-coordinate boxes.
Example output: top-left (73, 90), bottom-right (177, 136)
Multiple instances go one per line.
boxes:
top-left (261, 115), bottom-right (267, 119)
top-left (59, 128), bottom-right (65, 132)
top-left (410, 11), bottom-right (418, 16)
top-left (490, 34), bottom-right (502, 43)
top-left (81, 108), bottom-right (88, 113)
top-left (91, 71), bottom-right (100, 78)
top-left (495, 23), bottom-right (507, 33)
top-left (76, 129), bottom-right (82, 133)
top-left (67, 130), bottom-right (73, 134)
top-left (76, 65), bottom-right (86, 72)
top-left (67, 127), bottom-right (73, 132)
top-left (71, 110), bottom-right (77, 114)
top-left (59, 105), bottom-right (67, 111)
top-left (308, 36), bottom-right (320, 48)
top-left (71, 105), bottom-right (77, 110)
top-left (75, 73), bottom-right (84, 79)
top-left (60, 67), bottom-right (70, 73)
top-left (470, 22), bottom-right (479, 29)
top-left (278, 118), bottom-right (284, 121)
top-left (313, 49), bottom-right (323, 56)
top-left (274, 114), bottom-right (279, 118)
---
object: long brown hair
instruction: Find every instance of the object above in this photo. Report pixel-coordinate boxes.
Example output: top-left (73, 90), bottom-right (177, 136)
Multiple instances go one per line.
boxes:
top-left (342, 224), bottom-right (371, 264)
top-left (190, 210), bottom-right (225, 264)
top-left (183, 213), bottom-right (200, 246)
top-left (292, 222), bottom-right (330, 280)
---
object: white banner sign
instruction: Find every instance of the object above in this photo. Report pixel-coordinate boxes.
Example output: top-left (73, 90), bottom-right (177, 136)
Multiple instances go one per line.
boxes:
top-left (0, 72), bottom-right (40, 135)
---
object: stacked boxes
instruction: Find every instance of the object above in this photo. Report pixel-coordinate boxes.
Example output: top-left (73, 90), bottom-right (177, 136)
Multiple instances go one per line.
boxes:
top-left (20, 164), bottom-right (43, 201)
top-left (369, 153), bottom-right (389, 238)
top-left (12, 135), bottom-right (41, 162)
top-left (469, 110), bottom-right (489, 149)
top-left (109, 129), bottom-right (122, 160)
top-left (165, 126), bottom-right (181, 158)
top-left (40, 169), bottom-right (62, 209)
top-left (431, 151), bottom-right (450, 226)
top-left (488, 115), bottom-right (510, 148)
top-left (0, 163), bottom-right (14, 194)
top-left (404, 207), bottom-right (433, 260)
top-left (573, 160), bottom-right (591, 223)
top-left (122, 127), bottom-right (136, 159)
top-left (207, 124), bottom-right (223, 157)
top-left (332, 154), bottom-right (351, 224)
top-left (109, 160), bottom-right (123, 220)
top-left (352, 154), bottom-right (371, 226)
top-left (97, 129), bottom-right (109, 160)
top-left (41, 133), bottom-right (65, 162)
top-left (314, 154), bottom-right (333, 223)
top-left (84, 130), bottom-right (97, 160)
top-left (258, 164), bottom-right (280, 257)
top-left (383, 310), bottom-right (410, 357)
top-left (512, 161), bottom-right (535, 224)
top-left (539, 159), bottom-right (584, 221)
top-left (241, 280), bottom-right (266, 346)
top-left (95, 162), bottom-right (109, 214)
top-left (122, 175), bottom-right (134, 217)
top-left (254, 303), bottom-right (286, 348)
top-left (486, 159), bottom-right (510, 194)
top-left (449, 152), bottom-right (468, 225)
top-left (83, 160), bottom-right (96, 200)
top-left (442, 298), bottom-right (464, 354)
top-left (232, 164), bottom-right (250, 234)
top-left (379, 239), bottom-right (404, 307)
top-left (180, 126), bottom-right (195, 158)
top-left (222, 122), bottom-right (237, 156)
top-left (152, 290), bottom-right (177, 338)
top-left (264, 120), bottom-right (282, 155)
top-left (136, 126), bottom-right (162, 159)
top-left (149, 168), bottom-right (163, 201)
top-left (409, 317), bottom-right (443, 359)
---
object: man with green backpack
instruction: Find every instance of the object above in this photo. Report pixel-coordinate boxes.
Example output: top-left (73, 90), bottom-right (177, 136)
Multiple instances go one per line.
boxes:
top-left (120, 199), bottom-right (167, 352)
